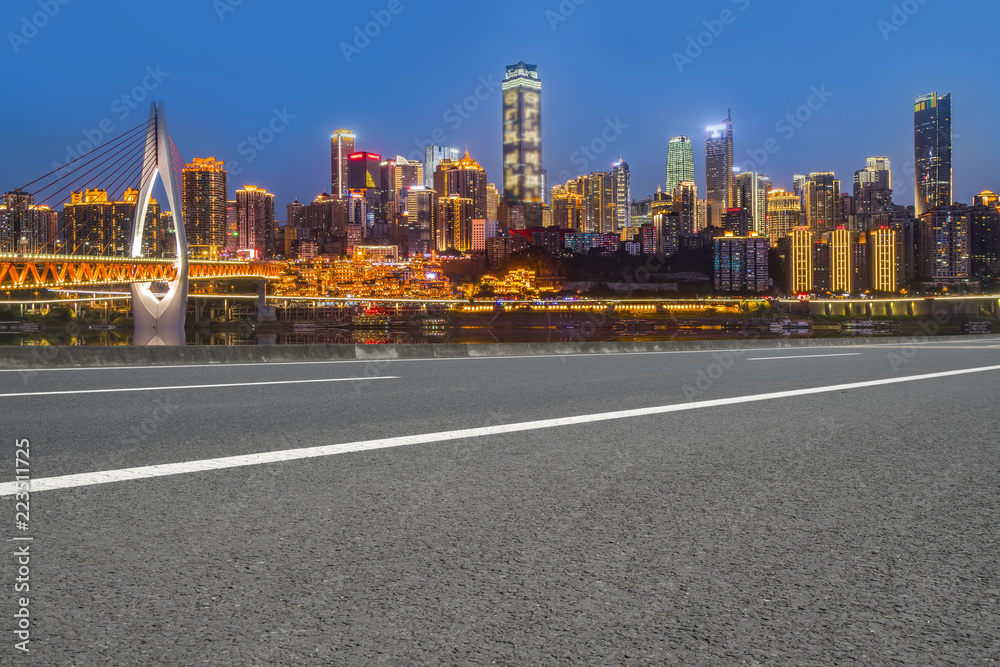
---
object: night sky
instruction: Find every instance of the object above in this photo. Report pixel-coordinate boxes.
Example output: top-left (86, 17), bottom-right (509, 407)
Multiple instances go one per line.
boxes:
top-left (1, 0), bottom-right (997, 217)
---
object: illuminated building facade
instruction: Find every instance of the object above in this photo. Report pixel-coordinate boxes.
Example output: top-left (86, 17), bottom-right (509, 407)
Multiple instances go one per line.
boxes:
top-left (868, 226), bottom-right (898, 293)
top-left (471, 219), bottom-right (499, 252)
top-left (552, 190), bottom-right (584, 231)
top-left (970, 201), bottom-right (1000, 279)
top-left (854, 156), bottom-right (893, 219)
top-left (182, 157), bottom-right (228, 255)
top-left (705, 112), bottom-right (733, 227)
top-left (666, 136), bottom-right (695, 194)
top-left (804, 172), bottom-right (841, 232)
top-left (673, 181), bottom-right (697, 236)
top-left (733, 171), bottom-right (769, 236)
top-left (584, 171), bottom-right (615, 234)
top-left (63, 188), bottom-right (159, 256)
top-left (236, 186), bottom-right (275, 259)
top-left (502, 62), bottom-right (543, 204)
top-left (486, 183), bottom-right (499, 220)
top-left (914, 92), bottom-right (952, 217)
top-left (436, 196), bottom-right (474, 251)
top-left (331, 129), bottom-right (355, 198)
top-left (612, 160), bottom-right (631, 231)
top-left (830, 226), bottom-right (854, 293)
top-left (404, 188), bottom-right (437, 256)
top-left (713, 232), bottom-right (769, 293)
top-left (789, 226), bottom-right (813, 294)
top-left (919, 207), bottom-right (969, 282)
top-left (433, 152), bottom-right (488, 219)
top-left (0, 190), bottom-right (58, 254)
top-left (767, 189), bottom-right (801, 246)
top-left (424, 146), bottom-right (460, 189)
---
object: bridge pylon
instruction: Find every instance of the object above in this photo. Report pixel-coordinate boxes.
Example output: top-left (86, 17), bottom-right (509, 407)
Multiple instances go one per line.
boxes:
top-left (130, 102), bottom-right (189, 346)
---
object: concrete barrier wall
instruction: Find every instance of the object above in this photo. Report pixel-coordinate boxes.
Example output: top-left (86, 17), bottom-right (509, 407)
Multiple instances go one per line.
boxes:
top-left (2, 334), bottom-right (999, 369)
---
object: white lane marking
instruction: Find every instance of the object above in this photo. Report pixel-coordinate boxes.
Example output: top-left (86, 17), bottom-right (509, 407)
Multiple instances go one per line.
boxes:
top-left (2, 338), bottom-right (995, 373)
top-left (747, 353), bottom-right (864, 361)
top-left (3, 363), bottom-right (999, 497)
top-left (0, 376), bottom-right (399, 398)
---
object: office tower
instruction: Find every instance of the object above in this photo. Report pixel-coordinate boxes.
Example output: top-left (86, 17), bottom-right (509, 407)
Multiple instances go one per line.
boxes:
top-left (287, 200), bottom-right (306, 229)
top-left (436, 196), bottom-right (474, 251)
top-left (432, 152), bottom-right (488, 219)
top-left (424, 146), bottom-right (460, 188)
top-left (62, 188), bottom-right (160, 257)
top-left (552, 189), bottom-right (584, 231)
top-left (713, 232), bottom-right (769, 292)
top-left (914, 92), bottom-right (953, 216)
top-left (767, 189), bottom-right (801, 247)
top-left (612, 160), bottom-right (631, 231)
top-left (789, 226), bottom-right (813, 294)
top-left (225, 199), bottom-right (238, 254)
top-left (723, 208), bottom-right (750, 237)
top-left (502, 61), bottom-right (543, 204)
top-left (705, 111), bottom-right (734, 227)
top-left (919, 207), bottom-right (969, 282)
top-left (666, 136), bottom-right (695, 193)
top-left (236, 186), bottom-right (274, 259)
top-left (486, 183), bottom-right (499, 220)
top-left (793, 174), bottom-right (808, 198)
top-left (733, 171), bottom-right (769, 236)
top-left (654, 209), bottom-right (679, 255)
top-left (673, 181), bottom-right (697, 236)
top-left (868, 226), bottom-right (898, 293)
top-left (331, 129), bottom-right (356, 198)
top-left (829, 227), bottom-right (854, 293)
top-left (854, 156), bottom-right (893, 223)
top-left (804, 172), bottom-right (841, 232)
top-left (404, 188), bottom-right (437, 256)
top-left (381, 155), bottom-right (424, 216)
top-left (182, 157), bottom-right (228, 255)
top-left (348, 151), bottom-right (387, 231)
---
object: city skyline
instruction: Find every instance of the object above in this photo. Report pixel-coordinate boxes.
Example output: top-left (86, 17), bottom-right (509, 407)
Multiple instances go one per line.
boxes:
top-left (1, 1), bottom-right (996, 216)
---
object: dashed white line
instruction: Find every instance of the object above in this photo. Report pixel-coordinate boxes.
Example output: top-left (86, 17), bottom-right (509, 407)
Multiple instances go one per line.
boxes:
top-left (2, 363), bottom-right (999, 497)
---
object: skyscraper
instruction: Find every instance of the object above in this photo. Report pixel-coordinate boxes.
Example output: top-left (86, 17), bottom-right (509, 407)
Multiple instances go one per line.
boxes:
top-left (424, 146), bottom-right (460, 189)
top-left (919, 207), bottom-right (969, 282)
top-left (666, 136), bottom-right (695, 194)
top-left (767, 189), bottom-right (801, 246)
top-left (788, 226), bottom-right (814, 294)
top-left (502, 61), bottom-right (543, 204)
top-left (236, 185), bottom-right (274, 259)
top-left (804, 172), bottom-right (841, 232)
top-left (486, 183), bottom-right (499, 220)
top-left (331, 129), bottom-right (355, 199)
top-left (733, 171), bottom-right (770, 236)
top-left (673, 181), bottom-right (697, 237)
top-left (914, 92), bottom-right (953, 217)
top-left (182, 157), bottom-right (228, 256)
top-left (854, 156), bottom-right (893, 220)
top-left (612, 160), bottom-right (631, 231)
top-left (432, 152), bottom-right (488, 219)
top-left (705, 111), bottom-right (734, 227)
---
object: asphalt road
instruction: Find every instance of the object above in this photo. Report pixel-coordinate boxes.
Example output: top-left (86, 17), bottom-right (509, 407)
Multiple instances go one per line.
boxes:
top-left (2, 339), bottom-right (999, 665)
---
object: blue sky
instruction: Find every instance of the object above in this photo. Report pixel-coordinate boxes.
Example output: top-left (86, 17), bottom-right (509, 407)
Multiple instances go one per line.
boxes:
top-left (1, 0), bottom-right (996, 217)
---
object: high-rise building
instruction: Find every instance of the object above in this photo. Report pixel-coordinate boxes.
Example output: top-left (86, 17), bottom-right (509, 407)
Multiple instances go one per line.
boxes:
top-left (829, 226), bottom-right (854, 293)
top-left (236, 186), bottom-right (274, 259)
top-left (673, 181), bottom-right (697, 237)
top-left (287, 200), bottom-right (306, 229)
top-left (63, 188), bottom-right (159, 257)
top-left (767, 189), bottom-right (801, 247)
top-left (804, 172), bottom-right (841, 232)
top-left (666, 136), bottom-right (695, 194)
top-left (424, 146), bottom-right (460, 189)
top-left (331, 129), bottom-right (355, 198)
top-left (0, 190), bottom-right (59, 254)
top-left (432, 152), bottom-right (488, 219)
top-left (733, 171), bottom-right (769, 236)
top-left (436, 196), bottom-right (474, 252)
top-left (552, 189), bottom-right (584, 231)
top-left (854, 156), bottom-right (893, 221)
top-left (583, 171), bottom-right (615, 234)
top-left (970, 203), bottom-right (1000, 280)
top-left (705, 111), bottom-right (734, 227)
top-left (788, 226), bottom-right (813, 294)
top-left (914, 92), bottom-right (952, 217)
top-left (611, 160), bottom-right (631, 231)
top-left (502, 61), bottom-right (543, 204)
top-left (403, 188), bottom-right (437, 256)
top-left (973, 190), bottom-right (999, 209)
top-left (486, 183), bottom-right (500, 220)
top-left (471, 219), bottom-right (499, 252)
top-left (182, 157), bottom-right (228, 256)
top-left (868, 226), bottom-right (898, 293)
top-left (713, 232), bottom-right (769, 293)
top-left (919, 206), bottom-right (969, 282)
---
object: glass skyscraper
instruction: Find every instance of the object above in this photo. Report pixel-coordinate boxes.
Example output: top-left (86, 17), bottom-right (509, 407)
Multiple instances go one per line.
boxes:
top-left (705, 112), bottom-right (733, 227)
top-left (331, 129), bottom-right (355, 199)
top-left (665, 136), bottom-right (694, 194)
top-left (502, 62), bottom-right (543, 204)
top-left (914, 92), bottom-right (952, 217)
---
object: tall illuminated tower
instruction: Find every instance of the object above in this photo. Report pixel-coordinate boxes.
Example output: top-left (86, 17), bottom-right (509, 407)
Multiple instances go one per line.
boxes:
top-left (502, 62), bottom-right (543, 204)
top-left (705, 111), bottom-right (733, 227)
top-left (331, 129), bottom-right (356, 199)
top-left (612, 160), bottom-right (631, 231)
top-left (804, 172), bottom-right (841, 232)
top-left (666, 136), bottom-right (695, 194)
top-left (182, 157), bottom-right (228, 256)
top-left (236, 185), bottom-right (274, 260)
top-left (914, 92), bottom-right (952, 216)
